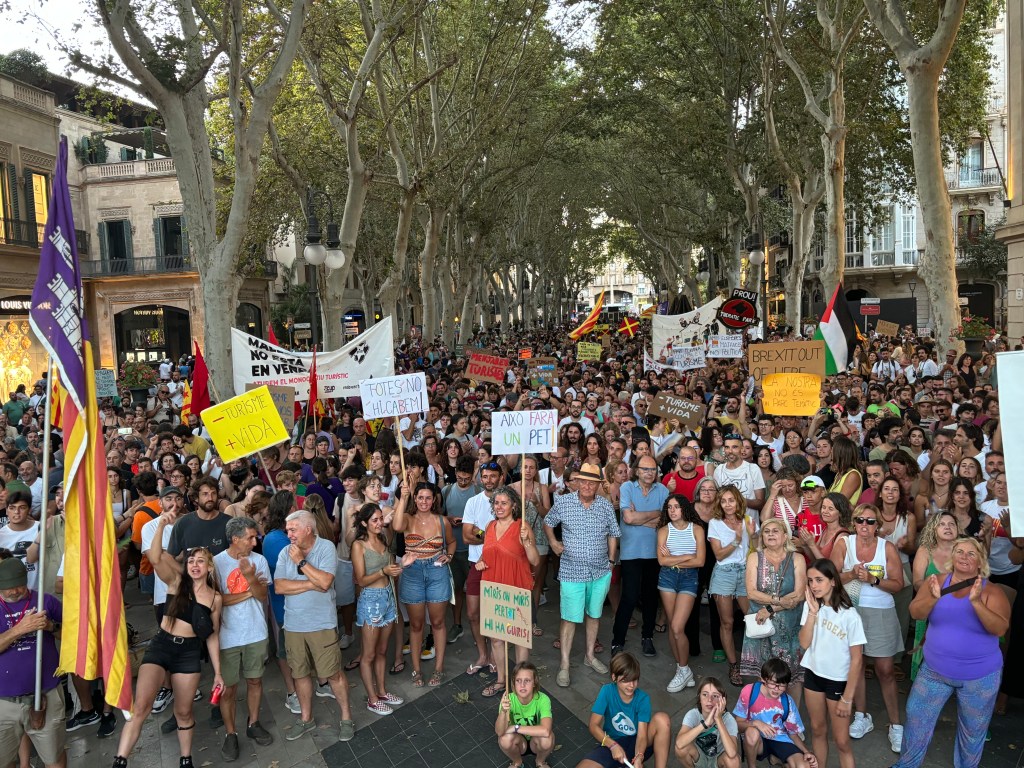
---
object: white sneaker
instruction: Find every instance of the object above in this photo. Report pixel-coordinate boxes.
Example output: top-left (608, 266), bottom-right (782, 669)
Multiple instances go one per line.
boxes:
top-left (666, 666), bottom-right (695, 693)
top-left (888, 724), bottom-right (904, 753)
top-left (315, 682), bottom-right (336, 699)
top-left (339, 633), bottom-right (354, 650)
top-left (849, 712), bottom-right (874, 739)
top-left (285, 693), bottom-right (300, 715)
top-left (151, 687), bottom-right (173, 714)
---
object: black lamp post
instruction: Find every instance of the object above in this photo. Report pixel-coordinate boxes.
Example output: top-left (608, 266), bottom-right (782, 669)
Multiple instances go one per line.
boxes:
top-left (303, 188), bottom-right (344, 351)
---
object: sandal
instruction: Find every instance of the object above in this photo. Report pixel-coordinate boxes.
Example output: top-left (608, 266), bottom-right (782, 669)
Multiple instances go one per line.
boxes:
top-left (411, 670), bottom-right (424, 688)
top-left (654, 623), bottom-right (667, 634)
top-left (532, 624), bottom-right (543, 637)
top-left (466, 663), bottom-right (487, 676)
top-left (729, 662), bottom-right (742, 687)
top-left (388, 661), bottom-right (406, 675)
top-left (594, 640), bottom-right (604, 654)
top-left (481, 682), bottom-right (504, 698)
top-left (552, 639), bottom-right (560, 649)
top-left (344, 658), bottom-right (360, 672)
top-left (429, 670), bottom-right (445, 687)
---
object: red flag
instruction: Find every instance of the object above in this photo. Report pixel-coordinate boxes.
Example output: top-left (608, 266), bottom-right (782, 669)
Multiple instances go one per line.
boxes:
top-left (267, 322), bottom-right (279, 346)
top-left (618, 317), bottom-right (639, 337)
top-left (191, 340), bottom-right (211, 414)
top-left (49, 370), bottom-right (63, 427)
top-left (308, 350), bottom-right (318, 423)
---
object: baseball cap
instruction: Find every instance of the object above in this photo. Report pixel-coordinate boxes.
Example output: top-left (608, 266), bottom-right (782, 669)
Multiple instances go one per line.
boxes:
top-left (159, 486), bottom-right (184, 498)
top-left (800, 475), bottom-right (825, 490)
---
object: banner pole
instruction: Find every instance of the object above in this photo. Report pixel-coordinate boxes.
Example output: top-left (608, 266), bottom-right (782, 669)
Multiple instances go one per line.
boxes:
top-left (520, 453), bottom-right (526, 533)
top-left (34, 357), bottom-right (53, 710)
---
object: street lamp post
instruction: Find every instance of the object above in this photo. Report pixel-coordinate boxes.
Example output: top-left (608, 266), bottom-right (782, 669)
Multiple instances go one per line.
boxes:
top-left (747, 235), bottom-right (767, 338)
top-left (697, 258), bottom-right (710, 302)
top-left (303, 187), bottom-right (345, 351)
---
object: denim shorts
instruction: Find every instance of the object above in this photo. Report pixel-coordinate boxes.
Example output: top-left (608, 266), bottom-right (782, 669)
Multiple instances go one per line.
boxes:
top-left (658, 566), bottom-right (699, 596)
top-left (356, 586), bottom-right (398, 628)
top-left (139, 572), bottom-right (155, 596)
top-left (709, 561), bottom-right (747, 597)
top-left (398, 557), bottom-right (452, 605)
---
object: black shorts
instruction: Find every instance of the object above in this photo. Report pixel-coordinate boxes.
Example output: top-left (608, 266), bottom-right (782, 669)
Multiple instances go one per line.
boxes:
top-left (803, 668), bottom-right (847, 702)
top-left (581, 735), bottom-right (654, 768)
top-left (141, 630), bottom-right (203, 675)
top-left (756, 738), bottom-right (802, 763)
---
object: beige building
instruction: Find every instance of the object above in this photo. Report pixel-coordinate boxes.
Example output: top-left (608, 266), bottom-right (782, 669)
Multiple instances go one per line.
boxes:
top-left (999, 0), bottom-right (1023, 336)
top-left (0, 69), bottom-right (276, 376)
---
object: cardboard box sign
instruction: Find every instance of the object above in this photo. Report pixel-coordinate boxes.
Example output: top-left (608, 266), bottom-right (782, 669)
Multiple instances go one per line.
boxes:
top-left (649, 391), bottom-right (705, 430)
top-left (465, 353), bottom-right (509, 385)
top-left (747, 340), bottom-right (825, 382)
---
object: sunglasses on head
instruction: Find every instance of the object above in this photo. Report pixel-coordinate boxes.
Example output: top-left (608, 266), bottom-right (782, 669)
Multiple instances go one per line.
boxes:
top-left (482, 461), bottom-right (502, 472)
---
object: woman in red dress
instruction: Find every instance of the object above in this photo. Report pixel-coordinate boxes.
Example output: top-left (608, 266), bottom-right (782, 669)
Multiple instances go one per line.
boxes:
top-left (477, 486), bottom-right (541, 698)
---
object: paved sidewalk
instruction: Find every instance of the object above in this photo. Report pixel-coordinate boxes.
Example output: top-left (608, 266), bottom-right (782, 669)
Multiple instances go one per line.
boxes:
top-left (63, 582), bottom-right (1020, 768)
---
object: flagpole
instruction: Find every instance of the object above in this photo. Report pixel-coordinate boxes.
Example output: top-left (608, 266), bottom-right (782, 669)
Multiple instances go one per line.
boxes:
top-left (34, 357), bottom-right (54, 710)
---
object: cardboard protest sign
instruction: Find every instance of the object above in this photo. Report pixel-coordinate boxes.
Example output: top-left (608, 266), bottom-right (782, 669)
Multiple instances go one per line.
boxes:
top-left (601, 333), bottom-right (612, 350)
top-left (465, 353), bottom-right (509, 385)
top-left (95, 369), bottom-right (118, 398)
top-left (649, 391), bottom-right (705, 430)
top-left (874, 319), bottom-right (899, 336)
top-left (491, 409), bottom-right (558, 455)
top-left (707, 334), bottom-right (743, 359)
top-left (359, 372), bottom-right (429, 419)
top-left (245, 383), bottom-right (295, 432)
top-left (518, 348), bottom-right (533, 360)
top-left (669, 345), bottom-right (706, 371)
top-left (747, 340), bottom-right (825, 383)
top-left (480, 582), bottom-right (533, 649)
top-left (761, 373), bottom-right (822, 417)
top-left (577, 342), bottom-right (602, 361)
top-left (527, 357), bottom-right (558, 387)
top-left (202, 386), bottom-right (290, 463)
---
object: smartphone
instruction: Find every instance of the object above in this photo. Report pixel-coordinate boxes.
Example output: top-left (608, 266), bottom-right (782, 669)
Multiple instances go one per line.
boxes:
top-left (529, 391), bottom-right (538, 398)
top-left (118, 427), bottom-right (133, 435)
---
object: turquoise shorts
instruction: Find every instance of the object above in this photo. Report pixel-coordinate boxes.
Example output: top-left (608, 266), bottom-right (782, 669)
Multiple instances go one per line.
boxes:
top-left (559, 572), bottom-right (612, 623)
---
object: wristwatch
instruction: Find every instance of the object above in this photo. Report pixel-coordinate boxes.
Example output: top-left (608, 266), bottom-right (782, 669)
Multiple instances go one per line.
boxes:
top-left (297, 559), bottom-right (308, 573)
top-left (873, 575), bottom-right (881, 586)
top-left (514, 724), bottom-right (521, 734)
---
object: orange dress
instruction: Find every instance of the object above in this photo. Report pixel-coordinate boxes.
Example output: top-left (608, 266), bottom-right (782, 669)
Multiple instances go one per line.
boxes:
top-left (481, 520), bottom-right (533, 591)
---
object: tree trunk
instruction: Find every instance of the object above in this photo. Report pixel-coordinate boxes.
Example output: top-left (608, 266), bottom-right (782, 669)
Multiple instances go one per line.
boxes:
top-left (418, 205), bottom-right (443, 340)
top-left (819, 137), bottom-right (845, 298)
top-left (379, 189), bottom-right (417, 336)
top-left (786, 196), bottom-right (818, 332)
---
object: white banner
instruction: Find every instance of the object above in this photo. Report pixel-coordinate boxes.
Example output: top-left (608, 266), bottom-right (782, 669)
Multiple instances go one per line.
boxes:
top-left (707, 334), bottom-right (744, 358)
top-left (491, 409), bottom-right (558, 455)
top-left (359, 372), bottom-right (429, 419)
top-left (996, 352), bottom-right (1024, 533)
top-left (670, 346), bottom-right (707, 371)
top-left (231, 322), bottom-right (394, 399)
top-left (652, 297), bottom-right (727, 360)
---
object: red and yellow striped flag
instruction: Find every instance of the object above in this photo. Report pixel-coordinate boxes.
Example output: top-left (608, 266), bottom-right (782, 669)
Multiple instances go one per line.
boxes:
top-left (569, 290), bottom-right (605, 341)
top-left (48, 371), bottom-right (62, 427)
top-left (180, 380), bottom-right (193, 421)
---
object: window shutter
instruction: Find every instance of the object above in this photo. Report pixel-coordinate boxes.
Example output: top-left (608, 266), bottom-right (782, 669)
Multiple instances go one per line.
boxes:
top-left (98, 223), bottom-right (109, 262)
top-left (6, 164), bottom-right (18, 221)
top-left (22, 169), bottom-right (36, 237)
top-left (180, 214), bottom-right (190, 261)
top-left (153, 218), bottom-right (164, 258)
top-left (124, 221), bottom-right (134, 261)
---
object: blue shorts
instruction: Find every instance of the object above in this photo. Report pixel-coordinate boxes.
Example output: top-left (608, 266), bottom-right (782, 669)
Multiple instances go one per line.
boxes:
top-left (581, 734), bottom-right (654, 768)
top-left (356, 586), bottom-right (398, 628)
top-left (139, 572), bottom-right (155, 596)
top-left (756, 738), bottom-right (801, 763)
top-left (399, 557), bottom-right (452, 605)
top-left (658, 566), bottom-right (699, 596)
top-left (709, 562), bottom-right (747, 597)
top-left (560, 571), bottom-right (612, 623)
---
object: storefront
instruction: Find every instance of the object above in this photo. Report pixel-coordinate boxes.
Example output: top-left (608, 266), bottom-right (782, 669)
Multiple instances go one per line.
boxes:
top-left (0, 295), bottom-right (47, 396)
top-left (343, 309), bottom-right (365, 339)
top-left (114, 304), bottom-right (191, 365)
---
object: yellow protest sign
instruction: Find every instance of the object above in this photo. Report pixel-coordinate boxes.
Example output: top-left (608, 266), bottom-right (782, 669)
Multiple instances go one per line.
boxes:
top-left (201, 385), bottom-right (290, 463)
top-left (577, 341), bottom-right (603, 361)
top-left (480, 582), bottom-right (532, 649)
top-left (761, 373), bottom-right (822, 417)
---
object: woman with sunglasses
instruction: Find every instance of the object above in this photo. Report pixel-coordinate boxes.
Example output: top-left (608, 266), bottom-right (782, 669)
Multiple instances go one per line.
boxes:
top-left (893, 538), bottom-right (1010, 768)
top-left (830, 503), bottom-right (905, 751)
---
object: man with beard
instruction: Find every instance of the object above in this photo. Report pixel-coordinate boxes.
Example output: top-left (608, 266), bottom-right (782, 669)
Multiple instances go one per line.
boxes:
top-left (558, 399), bottom-right (595, 436)
top-left (460, 461), bottom-right (503, 675)
top-left (712, 435), bottom-right (765, 517)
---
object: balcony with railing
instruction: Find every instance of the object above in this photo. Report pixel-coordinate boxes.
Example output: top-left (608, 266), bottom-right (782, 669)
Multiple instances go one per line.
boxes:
top-left (82, 157), bottom-right (178, 183)
top-left (81, 254), bottom-right (278, 279)
top-left (945, 167), bottom-right (1002, 191)
top-left (1, 219), bottom-right (90, 254)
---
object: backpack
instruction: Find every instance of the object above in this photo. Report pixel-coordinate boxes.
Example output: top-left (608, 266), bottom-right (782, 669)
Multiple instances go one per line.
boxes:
top-left (745, 682), bottom-right (789, 726)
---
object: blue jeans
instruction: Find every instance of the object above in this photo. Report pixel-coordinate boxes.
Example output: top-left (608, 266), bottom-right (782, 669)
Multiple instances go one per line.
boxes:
top-left (893, 661), bottom-right (1000, 768)
top-left (658, 566), bottom-right (699, 596)
top-left (398, 557), bottom-right (452, 604)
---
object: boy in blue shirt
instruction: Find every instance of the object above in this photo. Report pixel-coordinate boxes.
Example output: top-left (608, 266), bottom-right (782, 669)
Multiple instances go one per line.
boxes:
top-left (732, 659), bottom-right (816, 768)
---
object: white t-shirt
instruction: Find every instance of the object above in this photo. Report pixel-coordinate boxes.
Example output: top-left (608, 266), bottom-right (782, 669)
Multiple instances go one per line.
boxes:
top-left (213, 550), bottom-right (271, 650)
top-left (462, 491), bottom-right (495, 562)
top-left (141, 518), bottom-right (174, 606)
top-left (800, 602), bottom-right (866, 681)
top-left (558, 415), bottom-right (595, 436)
top-left (708, 518), bottom-right (751, 566)
top-left (399, 416), bottom-right (426, 449)
top-left (713, 462), bottom-right (766, 516)
top-left (0, 522), bottom-right (40, 591)
top-left (539, 468), bottom-right (567, 495)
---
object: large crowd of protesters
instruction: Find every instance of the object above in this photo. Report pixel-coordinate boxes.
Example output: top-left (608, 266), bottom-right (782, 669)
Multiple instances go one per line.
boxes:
top-left (0, 318), bottom-right (1020, 768)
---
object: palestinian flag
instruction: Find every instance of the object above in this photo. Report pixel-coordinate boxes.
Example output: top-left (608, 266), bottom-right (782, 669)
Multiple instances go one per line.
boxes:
top-left (813, 283), bottom-right (858, 375)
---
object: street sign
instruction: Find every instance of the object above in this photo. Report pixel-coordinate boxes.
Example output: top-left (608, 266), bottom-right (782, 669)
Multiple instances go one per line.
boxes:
top-left (294, 329), bottom-right (312, 339)
top-left (860, 298), bottom-right (881, 305)
top-left (294, 322), bottom-right (312, 329)
top-left (860, 304), bottom-right (881, 316)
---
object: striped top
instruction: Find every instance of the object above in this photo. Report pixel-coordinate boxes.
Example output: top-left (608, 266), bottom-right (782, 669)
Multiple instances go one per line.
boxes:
top-left (665, 522), bottom-right (697, 557)
top-left (405, 516), bottom-right (444, 560)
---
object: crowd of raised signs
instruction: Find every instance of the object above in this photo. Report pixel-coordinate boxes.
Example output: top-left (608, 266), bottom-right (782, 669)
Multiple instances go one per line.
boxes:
top-left (0, 320), bottom-right (1019, 768)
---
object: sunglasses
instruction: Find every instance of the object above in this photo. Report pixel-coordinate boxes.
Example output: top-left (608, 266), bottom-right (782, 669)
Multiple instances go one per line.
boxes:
top-left (482, 461), bottom-right (502, 472)
top-left (853, 517), bottom-right (877, 525)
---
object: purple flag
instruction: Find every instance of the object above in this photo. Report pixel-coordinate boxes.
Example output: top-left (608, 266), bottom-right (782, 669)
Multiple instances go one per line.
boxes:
top-left (29, 136), bottom-right (87, 411)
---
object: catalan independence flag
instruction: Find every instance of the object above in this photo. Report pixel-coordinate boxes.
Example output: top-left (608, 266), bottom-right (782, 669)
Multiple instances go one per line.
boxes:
top-left (180, 380), bottom-right (193, 422)
top-left (569, 290), bottom-right (605, 341)
top-left (29, 138), bottom-right (132, 711)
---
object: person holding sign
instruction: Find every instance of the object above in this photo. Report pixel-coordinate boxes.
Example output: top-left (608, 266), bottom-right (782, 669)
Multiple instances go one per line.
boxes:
top-left (477, 486), bottom-right (540, 698)
top-left (495, 662), bottom-right (555, 768)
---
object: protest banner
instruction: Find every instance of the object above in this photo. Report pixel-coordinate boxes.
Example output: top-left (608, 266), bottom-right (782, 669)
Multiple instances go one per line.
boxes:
top-left (652, 296), bottom-right (727, 358)
top-left (491, 409), bottom-right (558, 455)
top-left (577, 342), bottom-right (603, 361)
top-left (465, 353), bottom-right (509, 385)
top-left (202, 386), bottom-right (290, 463)
top-left (996, 351), bottom-right (1024, 533)
top-left (747, 340), bottom-right (826, 382)
top-left (527, 357), bottom-right (558, 387)
top-left (480, 582), bottom-right (532, 649)
top-left (669, 345), bottom-right (706, 371)
top-left (231, 323), bottom-right (394, 398)
top-left (707, 334), bottom-right (743, 359)
top-left (94, 369), bottom-right (117, 398)
top-left (245, 383), bottom-right (295, 432)
top-left (601, 333), bottom-right (612, 350)
top-left (874, 319), bottom-right (900, 337)
top-left (649, 391), bottom-right (705, 430)
top-left (359, 372), bottom-right (429, 419)
top-left (518, 348), bottom-right (533, 360)
top-left (761, 373), bottom-right (822, 417)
